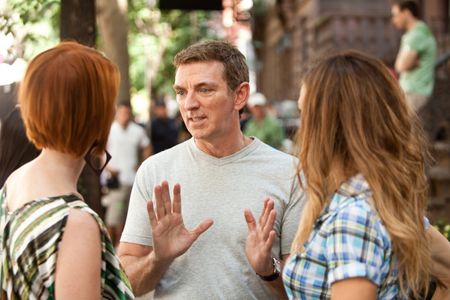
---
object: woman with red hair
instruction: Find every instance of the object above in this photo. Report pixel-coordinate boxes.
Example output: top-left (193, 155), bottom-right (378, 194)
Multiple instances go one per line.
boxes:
top-left (0, 42), bottom-right (134, 299)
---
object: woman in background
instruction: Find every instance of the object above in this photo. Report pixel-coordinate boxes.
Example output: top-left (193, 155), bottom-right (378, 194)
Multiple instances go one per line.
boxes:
top-left (0, 41), bottom-right (134, 299)
top-left (0, 107), bottom-right (40, 187)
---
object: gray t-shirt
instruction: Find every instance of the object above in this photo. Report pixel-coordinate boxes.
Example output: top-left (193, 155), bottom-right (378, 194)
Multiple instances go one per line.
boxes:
top-left (121, 137), bottom-right (305, 299)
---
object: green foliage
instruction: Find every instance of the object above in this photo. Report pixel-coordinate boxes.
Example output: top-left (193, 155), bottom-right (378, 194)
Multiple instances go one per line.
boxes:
top-left (252, 0), bottom-right (270, 16)
top-left (154, 11), bottom-right (219, 96)
top-left (127, 2), bottom-right (219, 97)
top-left (8, 1), bottom-right (57, 24)
top-left (3, 0), bottom-right (219, 98)
top-left (1, 0), bottom-right (59, 59)
top-left (434, 219), bottom-right (450, 241)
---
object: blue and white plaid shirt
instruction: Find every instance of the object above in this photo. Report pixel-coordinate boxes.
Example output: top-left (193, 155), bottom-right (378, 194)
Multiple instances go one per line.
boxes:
top-left (283, 174), bottom-right (403, 299)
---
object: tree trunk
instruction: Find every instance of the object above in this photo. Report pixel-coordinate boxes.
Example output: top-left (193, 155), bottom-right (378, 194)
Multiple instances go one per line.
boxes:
top-left (96, 0), bottom-right (130, 103)
top-left (60, 0), bottom-right (104, 220)
top-left (60, 0), bottom-right (96, 47)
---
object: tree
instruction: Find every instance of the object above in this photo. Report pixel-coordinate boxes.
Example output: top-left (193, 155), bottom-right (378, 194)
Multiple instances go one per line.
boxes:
top-left (60, 0), bottom-right (96, 46)
top-left (60, 0), bottom-right (104, 219)
top-left (127, 2), bottom-right (219, 99)
top-left (97, 0), bottom-right (131, 103)
top-left (0, 0), bottom-right (59, 59)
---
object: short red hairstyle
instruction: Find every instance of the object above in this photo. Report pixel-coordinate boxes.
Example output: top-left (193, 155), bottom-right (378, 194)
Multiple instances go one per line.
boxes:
top-left (19, 41), bottom-right (119, 157)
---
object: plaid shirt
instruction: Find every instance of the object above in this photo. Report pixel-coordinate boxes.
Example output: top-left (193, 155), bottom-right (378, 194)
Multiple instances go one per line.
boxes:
top-left (282, 174), bottom-right (403, 299)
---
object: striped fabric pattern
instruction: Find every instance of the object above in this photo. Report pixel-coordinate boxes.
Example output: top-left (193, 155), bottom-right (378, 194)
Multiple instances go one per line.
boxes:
top-left (0, 188), bottom-right (134, 299)
top-left (282, 174), bottom-right (402, 299)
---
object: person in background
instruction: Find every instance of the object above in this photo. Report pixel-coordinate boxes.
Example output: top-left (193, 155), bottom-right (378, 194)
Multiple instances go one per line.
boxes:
top-left (103, 101), bottom-right (151, 246)
top-left (0, 107), bottom-right (40, 187)
top-left (252, 50), bottom-right (450, 299)
top-left (174, 110), bottom-right (191, 143)
top-left (0, 41), bottom-right (133, 299)
top-left (150, 100), bottom-right (179, 154)
top-left (244, 92), bottom-right (285, 149)
top-left (392, 0), bottom-right (437, 111)
top-left (239, 104), bottom-right (252, 131)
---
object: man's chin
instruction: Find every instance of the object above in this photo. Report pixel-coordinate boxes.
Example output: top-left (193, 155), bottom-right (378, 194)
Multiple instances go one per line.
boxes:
top-left (188, 130), bottom-right (205, 140)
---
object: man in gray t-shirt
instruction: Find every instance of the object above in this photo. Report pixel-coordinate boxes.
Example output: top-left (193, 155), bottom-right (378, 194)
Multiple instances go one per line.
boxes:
top-left (118, 41), bottom-right (305, 299)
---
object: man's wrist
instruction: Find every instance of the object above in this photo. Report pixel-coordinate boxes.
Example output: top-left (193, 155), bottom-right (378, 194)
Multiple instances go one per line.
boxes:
top-left (151, 251), bottom-right (174, 269)
top-left (257, 257), bottom-right (281, 281)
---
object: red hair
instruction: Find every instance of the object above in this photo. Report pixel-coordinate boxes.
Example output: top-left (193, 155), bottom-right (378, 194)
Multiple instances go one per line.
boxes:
top-left (19, 41), bottom-right (120, 156)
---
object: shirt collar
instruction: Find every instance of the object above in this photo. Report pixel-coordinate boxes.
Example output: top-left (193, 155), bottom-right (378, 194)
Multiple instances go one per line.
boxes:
top-left (336, 173), bottom-right (371, 197)
top-left (322, 173), bottom-right (372, 216)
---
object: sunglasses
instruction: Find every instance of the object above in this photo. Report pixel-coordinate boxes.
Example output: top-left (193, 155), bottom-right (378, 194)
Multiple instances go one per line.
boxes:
top-left (84, 142), bottom-right (111, 175)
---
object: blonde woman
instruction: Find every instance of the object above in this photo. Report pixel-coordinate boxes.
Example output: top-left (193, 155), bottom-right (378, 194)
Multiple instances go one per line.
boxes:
top-left (278, 51), bottom-right (448, 299)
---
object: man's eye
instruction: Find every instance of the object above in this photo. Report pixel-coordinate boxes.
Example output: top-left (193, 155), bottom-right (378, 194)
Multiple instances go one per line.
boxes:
top-left (199, 88), bottom-right (211, 93)
top-left (176, 90), bottom-right (185, 96)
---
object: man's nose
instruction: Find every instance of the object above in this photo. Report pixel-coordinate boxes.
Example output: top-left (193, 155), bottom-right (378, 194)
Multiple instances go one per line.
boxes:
top-left (184, 91), bottom-right (200, 110)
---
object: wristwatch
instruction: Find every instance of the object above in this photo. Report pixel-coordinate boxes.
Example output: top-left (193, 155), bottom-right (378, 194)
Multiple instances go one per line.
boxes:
top-left (257, 257), bottom-right (281, 281)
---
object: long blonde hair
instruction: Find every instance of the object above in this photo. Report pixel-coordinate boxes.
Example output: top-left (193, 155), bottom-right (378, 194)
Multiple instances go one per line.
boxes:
top-left (292, 50), bottom-right (430, 297)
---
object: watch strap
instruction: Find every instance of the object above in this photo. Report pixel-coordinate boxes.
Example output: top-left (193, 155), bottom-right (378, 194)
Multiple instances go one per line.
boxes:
top-left (257, 257), bottom-right (281, 282)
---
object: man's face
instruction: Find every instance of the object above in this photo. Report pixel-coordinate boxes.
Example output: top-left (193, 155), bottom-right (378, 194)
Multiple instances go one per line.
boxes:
top-left (174, 61), bottom-right (238, 144)
top-left (391, 5), bottom-right (407, 30)
top-left (298, 85), bottom-right (306, 113)
top-left (249, 105), bottom-right (266, 120)
top-left (116, 105), bottom-right (132, 127)
top-left (153, 105), bottom-right (167, 119)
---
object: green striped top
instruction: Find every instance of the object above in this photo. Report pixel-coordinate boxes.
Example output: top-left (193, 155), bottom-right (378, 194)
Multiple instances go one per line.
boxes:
top-left (0, 187), bottom-right (134, 299)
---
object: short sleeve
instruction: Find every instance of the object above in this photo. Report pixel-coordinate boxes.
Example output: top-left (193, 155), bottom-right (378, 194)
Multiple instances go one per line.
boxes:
top-left (325, 203), bottom-right (388, 286)
top-left (120, 161), bottom-right (153, 246)
top-left (280, 176), bottom-right (306, 255)
top-left (402, 29), bottom-right (428, 54)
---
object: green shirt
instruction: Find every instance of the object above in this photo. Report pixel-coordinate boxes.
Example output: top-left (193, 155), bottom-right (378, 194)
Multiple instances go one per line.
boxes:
top-left (399, 21), bottom-right (437, 96)
top-left (244, 116), bottom-right (285, 149)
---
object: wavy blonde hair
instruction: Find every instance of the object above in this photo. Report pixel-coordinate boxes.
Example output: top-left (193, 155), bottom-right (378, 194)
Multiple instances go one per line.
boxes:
top-left (292, 50), bottom-right (430, 297)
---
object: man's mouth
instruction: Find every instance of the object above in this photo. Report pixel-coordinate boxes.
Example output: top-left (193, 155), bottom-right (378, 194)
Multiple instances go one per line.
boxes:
top-left (189, 116), bottom-right (206, 122)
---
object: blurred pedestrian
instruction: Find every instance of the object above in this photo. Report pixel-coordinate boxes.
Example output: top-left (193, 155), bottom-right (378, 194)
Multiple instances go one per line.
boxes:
top-left (239, 104), bottom-right (252, 130)
top-left (150, 100), bottom-right (179, 154)
top-left (392, 0), bottom-right (437, 111)
top-left (0, 41), bottom-right (133, 298)
top-left (103, 101), bottom-right (151, 246)
top-left (0, 107), bottom-right (40, 187)
top-left (244, 92), bottom-right (285, 149)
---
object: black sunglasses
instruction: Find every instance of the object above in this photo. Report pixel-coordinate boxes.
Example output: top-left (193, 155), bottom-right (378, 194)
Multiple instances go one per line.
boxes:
top-left (84, 142), bottom-right (112, 175)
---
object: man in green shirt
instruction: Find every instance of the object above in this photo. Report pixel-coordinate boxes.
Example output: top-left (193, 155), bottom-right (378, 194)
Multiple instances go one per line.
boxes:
top-left (392, 0), bottom-right (437, 111)
top-left (244, 92), bottom-right (285, 149)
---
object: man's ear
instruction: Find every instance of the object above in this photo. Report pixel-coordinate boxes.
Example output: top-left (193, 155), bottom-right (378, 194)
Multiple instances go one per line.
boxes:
top-left (233, 82), bottom-right (250, 111)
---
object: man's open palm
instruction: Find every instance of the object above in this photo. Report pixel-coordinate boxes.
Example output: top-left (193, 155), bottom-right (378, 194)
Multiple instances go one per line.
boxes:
top-left (147, 181), bottom-right (214, 263)
top-left (244, 199), bottom-right (277, 276)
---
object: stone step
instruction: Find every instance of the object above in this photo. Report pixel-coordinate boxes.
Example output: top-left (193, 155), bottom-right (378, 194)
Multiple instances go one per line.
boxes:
top-left (429, 165), bottom-right (450, 180)
top-left (429, 196), bottom-right (447, 206)
top-left (431, 142), bottom-right (450, 163)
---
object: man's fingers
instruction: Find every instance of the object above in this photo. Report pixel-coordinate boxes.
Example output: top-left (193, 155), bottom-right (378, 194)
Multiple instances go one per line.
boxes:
top-left (192, 219), bottom-right (214, 236)
top-left (154, 185), bottom-right (166, 219)
top-left (244, 209), bottom-right (257, 232)
top-left (147, 200), bottom-right (157, 228)
top-left (260, 198), bottom-right (274, 226)
top-left (172, 183), bottom-right (182, 214)
top-left (262, 210), bottom-right (276, 240)
top-left (161, 181), bottom-right (172, 215)
top-left (264, 230), bottom-right (276, 251)
top-left (258, 199), bottom-right (268, 224)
